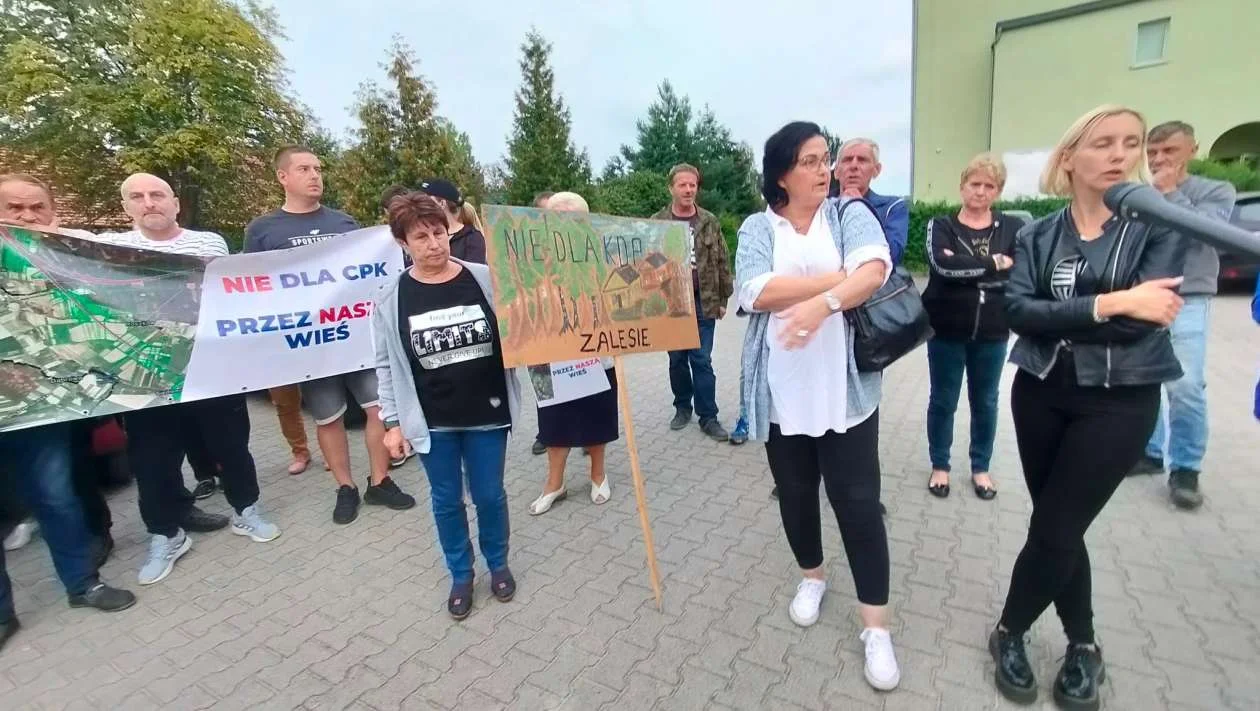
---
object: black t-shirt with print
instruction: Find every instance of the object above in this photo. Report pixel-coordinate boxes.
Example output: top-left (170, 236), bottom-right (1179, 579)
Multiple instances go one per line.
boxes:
top-left (1050, 224), bottom-right (1120, 301)
top-left (397, 267), bottom-right (509, 429)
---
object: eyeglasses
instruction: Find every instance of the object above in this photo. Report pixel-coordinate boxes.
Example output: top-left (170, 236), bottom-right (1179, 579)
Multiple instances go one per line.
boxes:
top-left (796, 153), bottom-right (833, 172)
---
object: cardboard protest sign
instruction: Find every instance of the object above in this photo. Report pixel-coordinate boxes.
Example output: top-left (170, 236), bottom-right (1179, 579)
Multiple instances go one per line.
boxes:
top-left (482, 206), bottom-right (700, 367)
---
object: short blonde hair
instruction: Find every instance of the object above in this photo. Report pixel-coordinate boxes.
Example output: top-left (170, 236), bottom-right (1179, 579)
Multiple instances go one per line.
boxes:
top-left (1039, 104), bottom-right (1151, 197)
top-left (546, 191), bottom-right (589, 213)
top-left (960, 153), bottom-right (1007, 188)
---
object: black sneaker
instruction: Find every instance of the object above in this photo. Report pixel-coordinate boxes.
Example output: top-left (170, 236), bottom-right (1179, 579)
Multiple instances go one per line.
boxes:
top-left (192, 478), bottom-right (217, 500)
top-left (1128, 455), bottom-right (1164, 477)
top-left (333, 485), bottom-right (360, 524)
top-left (989, 627), bottom-right (1037, 704)
top-left (68, 582), bottom-right (137, 612)
top-left (93, 533), bottom-right (115, 570)
top-left (449, 581), bottom-right (474, 620)
top-left (491, 567), bottom-right (517, 602)
top-left (1169, 469), bottom-right (1204, 510)
top-left (180, 505), bottom-right (229, 532)
top-left (531, 438), bottom-right (546, 455)
top-left (0, 615), bottom-right (18, 652)
top-left (699, 418), bottom-right (729, 442)
top-left (1053, 643), bottom-right (1105, 710)
top-left (670, 408), bottom-right (692, 431)
top-left (364, 476), bottom-right (416, 510)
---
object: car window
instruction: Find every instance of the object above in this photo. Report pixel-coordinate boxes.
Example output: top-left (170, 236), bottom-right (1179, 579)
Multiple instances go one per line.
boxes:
top-left (1236, 201), bottom-right (1260, 224)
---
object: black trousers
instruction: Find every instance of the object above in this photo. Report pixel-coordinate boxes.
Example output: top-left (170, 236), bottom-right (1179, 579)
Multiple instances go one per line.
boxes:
top-left (126, 394), bottom-right (260, 537)
top-left (184, 426), bottom-right (220, 483)
top-left (1000, 364), bottom-right (1160, 643)
top-left (69, 419), bottom-right (114, 537)
top-left (765, 412), bottom-right (890, 606)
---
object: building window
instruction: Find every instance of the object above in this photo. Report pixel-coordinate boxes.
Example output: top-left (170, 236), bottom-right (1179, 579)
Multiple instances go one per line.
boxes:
top-left (1134, 18), bottom-right (1170, 66)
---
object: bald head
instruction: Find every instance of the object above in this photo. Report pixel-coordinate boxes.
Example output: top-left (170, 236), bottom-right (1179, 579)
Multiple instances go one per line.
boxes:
top-left (120, 173), bottom-right (180, 236)
top-left (0, 174), bottom-right (58, 228)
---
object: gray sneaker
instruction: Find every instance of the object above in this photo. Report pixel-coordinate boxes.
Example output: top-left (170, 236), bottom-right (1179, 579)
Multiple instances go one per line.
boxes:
top-left (699, 418), bottom-right (729, 442)
top-left (231, 505), bottom-right (281, 542)
top-left (1169, 470), bottom-right (1204, 510)
top-left (670, 408), bottom-right (692, 430)
top-left (138, 531), bottom-right (191, 585)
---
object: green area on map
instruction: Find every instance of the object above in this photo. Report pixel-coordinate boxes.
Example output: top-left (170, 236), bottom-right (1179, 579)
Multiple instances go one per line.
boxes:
top-left (0, 225), bottom-right (207, 431)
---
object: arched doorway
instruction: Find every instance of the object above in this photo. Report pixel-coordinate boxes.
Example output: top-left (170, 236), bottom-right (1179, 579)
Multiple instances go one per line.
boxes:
top-left (1209, 122), bottom-right (1260, 162)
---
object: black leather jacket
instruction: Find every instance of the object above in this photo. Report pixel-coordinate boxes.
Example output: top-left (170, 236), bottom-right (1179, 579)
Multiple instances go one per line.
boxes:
top-left (1005, 207), bottom-right (1186, 387)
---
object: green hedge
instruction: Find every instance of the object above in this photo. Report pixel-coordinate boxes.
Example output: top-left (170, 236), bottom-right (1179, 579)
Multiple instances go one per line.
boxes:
top-left (904, 197), bottom-right (1068, 271)
top-left (715, 197), bottom-right (1069, 272)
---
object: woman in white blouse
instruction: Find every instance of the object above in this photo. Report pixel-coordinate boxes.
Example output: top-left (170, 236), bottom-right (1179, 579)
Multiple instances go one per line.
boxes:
top-left (734, 122), bottom-right (900, 692)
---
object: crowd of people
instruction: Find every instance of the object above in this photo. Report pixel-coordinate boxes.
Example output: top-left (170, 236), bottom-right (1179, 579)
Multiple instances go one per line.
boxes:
top-left (0, 104), bottom-right (1248, 708)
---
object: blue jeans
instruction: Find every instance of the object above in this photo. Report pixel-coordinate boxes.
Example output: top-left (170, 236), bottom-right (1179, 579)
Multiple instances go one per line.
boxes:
top-left (419, 429), bottom-right (511, 585)
top-left (0, 423), bottom-right (98, 620)
top-left (669, 316), bottom-right (718, 421)
top-left (1146, 295), bottom-right (1210, 471)
top-left (926, 338), bottom-right (1008, 473)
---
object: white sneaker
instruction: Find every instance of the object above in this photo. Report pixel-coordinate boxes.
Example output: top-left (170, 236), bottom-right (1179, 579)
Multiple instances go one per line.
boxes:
top-left (138, 531), bottom-right (192, 585)
top-left (860, 627), bottom-right (901, 691)
top-left (231, 504), bottom-right (281, 543)
top-left (789, 578), bottom-right (827, 627)
top-left (3, 519), bottom-right (37, 551)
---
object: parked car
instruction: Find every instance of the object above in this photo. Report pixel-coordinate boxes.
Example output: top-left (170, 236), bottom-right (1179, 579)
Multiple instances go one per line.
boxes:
top-left (1218, 191), bottom-right (1260, 290)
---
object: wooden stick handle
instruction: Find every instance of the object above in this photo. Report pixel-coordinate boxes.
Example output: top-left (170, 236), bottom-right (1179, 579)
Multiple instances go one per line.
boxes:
top-left (613, 355), bottom-right (663, 610)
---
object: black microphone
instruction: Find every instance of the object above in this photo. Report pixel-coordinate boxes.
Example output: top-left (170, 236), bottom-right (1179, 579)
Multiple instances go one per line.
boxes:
top-left (1104, 182), bottom-right (1260, 259)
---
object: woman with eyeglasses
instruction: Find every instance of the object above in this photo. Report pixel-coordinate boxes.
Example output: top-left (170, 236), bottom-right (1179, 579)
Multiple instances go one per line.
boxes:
top-left (735, 121), bottom-right (900, 692)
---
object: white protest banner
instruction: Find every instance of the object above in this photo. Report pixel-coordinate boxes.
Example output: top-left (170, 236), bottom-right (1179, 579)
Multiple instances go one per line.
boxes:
top-left (528, 357), bottom-right (611, 408)
top-left (181, 226), bottom-right (404, 398)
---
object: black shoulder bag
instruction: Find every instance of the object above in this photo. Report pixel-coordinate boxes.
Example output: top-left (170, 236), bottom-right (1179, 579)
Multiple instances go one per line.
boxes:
top-left (836, 198), bottom-right (934, 372)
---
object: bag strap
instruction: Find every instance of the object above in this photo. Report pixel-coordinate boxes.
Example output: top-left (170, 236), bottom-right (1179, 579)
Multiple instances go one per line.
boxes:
top-left (833, 196), bottom-right (880, 267)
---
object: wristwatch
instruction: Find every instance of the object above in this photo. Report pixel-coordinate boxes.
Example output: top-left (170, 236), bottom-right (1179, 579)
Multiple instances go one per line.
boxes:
top-left (822, 291), bottom-right (842, 312)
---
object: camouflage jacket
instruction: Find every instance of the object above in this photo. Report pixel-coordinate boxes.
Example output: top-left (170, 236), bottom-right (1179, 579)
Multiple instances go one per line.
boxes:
top-left (651, 205), bottom-right (733, 319)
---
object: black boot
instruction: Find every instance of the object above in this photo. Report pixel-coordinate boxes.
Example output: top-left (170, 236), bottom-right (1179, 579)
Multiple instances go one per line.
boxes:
top-left (1053, 643), bottom-right (1105, 710)
top-left (0, 615), bottom-right (18, 652)
top-left (989, 627), bottom-right (1037, 704)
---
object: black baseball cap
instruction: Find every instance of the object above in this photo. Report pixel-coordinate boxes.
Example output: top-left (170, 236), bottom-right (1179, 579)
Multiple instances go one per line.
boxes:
top-left (418, 178), bottom-right (462, 205)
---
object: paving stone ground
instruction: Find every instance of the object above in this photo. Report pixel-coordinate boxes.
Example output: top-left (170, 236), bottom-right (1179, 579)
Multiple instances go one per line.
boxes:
top-left (4, 291), bottom-right (1259, 710)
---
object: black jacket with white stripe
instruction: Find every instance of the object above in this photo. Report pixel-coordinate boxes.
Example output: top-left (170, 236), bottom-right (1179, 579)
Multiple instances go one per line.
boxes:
top-left (921, 211), bottom-right (1022, 342)
top-left (1005, 207), bottom-right (1186, 387)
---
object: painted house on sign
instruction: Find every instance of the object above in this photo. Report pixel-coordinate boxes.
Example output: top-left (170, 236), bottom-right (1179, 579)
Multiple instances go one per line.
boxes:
top-left (637, 251), bottom-right (671, 289)
top-left (602, 263), bottom-right (644, 315)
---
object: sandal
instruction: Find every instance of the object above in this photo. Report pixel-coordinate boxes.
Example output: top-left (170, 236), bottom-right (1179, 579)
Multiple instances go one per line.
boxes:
top-left (928, 471), bottom-right (950, 498)
top-left (590, 476), bottom-right (610, 505)
top-left (448, 581), bottom-right (473, 620)
top-left (528, 488), bottom-right (567, 515)
top-left (971, 475), bottom-right (997, 501)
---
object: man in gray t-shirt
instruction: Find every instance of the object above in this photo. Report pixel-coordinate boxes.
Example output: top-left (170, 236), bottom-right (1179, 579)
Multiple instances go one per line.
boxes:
top-left (1133, 121), bottom-right (1237, 511)
top-left (247, 145), bottom-right (415, 524)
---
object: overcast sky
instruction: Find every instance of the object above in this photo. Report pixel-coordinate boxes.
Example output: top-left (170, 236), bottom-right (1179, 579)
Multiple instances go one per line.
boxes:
top-left (267, 0), bottom-right (913, 195)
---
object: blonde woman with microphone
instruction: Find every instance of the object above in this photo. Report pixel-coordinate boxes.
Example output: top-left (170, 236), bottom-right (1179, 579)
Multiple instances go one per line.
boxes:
top-left (988, 105), bottom-right (1188, 709)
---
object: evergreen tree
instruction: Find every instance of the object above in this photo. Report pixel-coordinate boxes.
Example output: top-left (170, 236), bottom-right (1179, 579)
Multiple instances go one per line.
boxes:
top-left (620, 80), bottom-right (693, 174)
top-left (339, 38), bottom-right (486, 223)
top-left (504, 30), bottom-right (591, 205)
top-left (618, 80), bottom-right (761, 216)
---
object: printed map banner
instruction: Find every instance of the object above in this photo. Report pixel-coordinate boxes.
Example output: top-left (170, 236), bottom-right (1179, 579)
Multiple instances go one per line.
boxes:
top-left (0, 224), bottom-right (403, 432)
top-left (483, 205), bottom-right (700, 368)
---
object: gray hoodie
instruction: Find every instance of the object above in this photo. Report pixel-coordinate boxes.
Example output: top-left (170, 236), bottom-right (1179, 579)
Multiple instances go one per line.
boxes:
top-left (372, 260), bottom-right (521, 455)
top-left (1165, 174), bottom-right (1237, 296)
